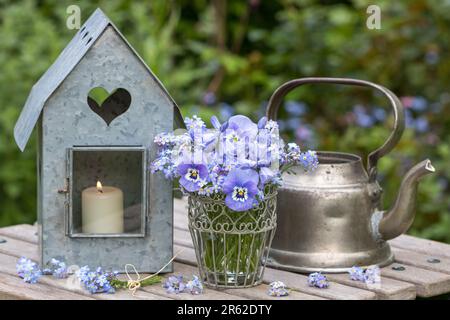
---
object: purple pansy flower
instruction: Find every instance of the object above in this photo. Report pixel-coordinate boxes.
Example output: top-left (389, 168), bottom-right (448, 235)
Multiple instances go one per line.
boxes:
top-left (259, 167), bottom-right (277, 186)
top-left (226, 115), bottom-right (258, 140)
top-left (222, 168), bottom-right (259, 212)
top-left (177, 163), bottom-right (209, 192)
top-left (210, 115), bottom-right (221, 130)
top-left (257, 116), bottom-right (268, 129)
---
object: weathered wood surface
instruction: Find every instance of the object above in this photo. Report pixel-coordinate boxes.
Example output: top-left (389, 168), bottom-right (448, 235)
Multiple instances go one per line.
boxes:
top-left (0, 198), bottom-right (449, 300)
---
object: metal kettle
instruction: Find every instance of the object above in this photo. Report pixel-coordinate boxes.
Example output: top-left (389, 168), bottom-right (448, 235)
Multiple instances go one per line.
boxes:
top-left (266, 77), bottom-right (435, 273)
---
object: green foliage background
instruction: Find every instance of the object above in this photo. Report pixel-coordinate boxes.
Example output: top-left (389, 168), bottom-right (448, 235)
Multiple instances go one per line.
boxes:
top-left (1, 0), bottom-right (449, 242)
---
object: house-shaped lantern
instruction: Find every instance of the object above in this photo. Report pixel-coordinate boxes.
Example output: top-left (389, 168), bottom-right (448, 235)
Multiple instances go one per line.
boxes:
top-left (14, 8), bottom-right (183, 272)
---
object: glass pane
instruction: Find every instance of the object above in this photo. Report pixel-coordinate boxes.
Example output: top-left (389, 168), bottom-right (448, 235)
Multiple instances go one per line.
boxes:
top-left (70, 147), bottom-right (145, 236)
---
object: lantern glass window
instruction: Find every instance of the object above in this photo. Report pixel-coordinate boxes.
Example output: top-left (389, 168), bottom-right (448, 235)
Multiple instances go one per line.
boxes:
top-left (67, 146), bottom-right (147, 237)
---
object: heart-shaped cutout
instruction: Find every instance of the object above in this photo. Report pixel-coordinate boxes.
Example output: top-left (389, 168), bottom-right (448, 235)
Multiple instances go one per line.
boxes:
top-left (87, 87), bottom-right (131, 126)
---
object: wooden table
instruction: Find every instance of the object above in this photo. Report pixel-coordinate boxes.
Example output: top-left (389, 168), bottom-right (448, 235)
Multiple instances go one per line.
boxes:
top-left (1, 198), bottom-right (450, 300)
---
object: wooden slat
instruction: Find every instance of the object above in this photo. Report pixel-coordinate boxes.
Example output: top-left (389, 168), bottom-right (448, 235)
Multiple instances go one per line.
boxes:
top-left (174, 244), bottom-right (375, 300)
top-left (0, 224), bottom-right (253, 300)
top-left (326, 273), bottom-right (416, 300)
top-left (173, 207), bottom-right (410, 300)
top-left (392, 247), bottom-right (450, 275)
top-left (0, 233), bottom-right (168, 300)
top-left (0, 272), bottom-right (95, 300)
top-left (0, 224), bottom-right (37, 244)
top-left (381, 263), bottom-right (450, 297)
top-left (0, 234), bottom-right (39, 261)
top-left (390, 234), bottom-right (450, 260)
top-left (127, 262), bottom-right (257, 300)
top-left (173, 261), bottom-right (323, 300)
top-left (173, 197), bottom-right (450, 299)
top-left (173, 209), bottom-right (377, 300)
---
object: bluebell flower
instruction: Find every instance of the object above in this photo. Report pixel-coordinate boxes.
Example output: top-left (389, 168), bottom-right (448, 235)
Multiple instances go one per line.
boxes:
top-left (222, 168), bottom-right (259, 212)
top-left (348, 266), bottom-right (365, 281)
top-left (16, 257), bottom-right (42, 284)
top-left (267, 281), bottom-right (289, 297)
top-left (178, 163), bottom-right (209, 192)
top-left (308, 272), bottom-right (329, 289)
top-left (163, 275), bottom-right (186, 294)
top-left (186, 275), bottom-right (203, 295)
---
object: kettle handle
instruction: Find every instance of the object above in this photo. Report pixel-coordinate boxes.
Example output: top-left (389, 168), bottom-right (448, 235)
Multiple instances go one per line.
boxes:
top-left (266, 77), bottom-right (405, 181)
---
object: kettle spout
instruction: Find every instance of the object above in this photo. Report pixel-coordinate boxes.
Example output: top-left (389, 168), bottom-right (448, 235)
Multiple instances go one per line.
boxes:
top-left (379, 159), bottom-right (435, 241)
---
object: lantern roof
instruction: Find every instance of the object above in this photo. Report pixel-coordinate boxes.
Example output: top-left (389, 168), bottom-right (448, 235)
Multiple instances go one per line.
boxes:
top-left (14, 8), bottom-right (184, 151)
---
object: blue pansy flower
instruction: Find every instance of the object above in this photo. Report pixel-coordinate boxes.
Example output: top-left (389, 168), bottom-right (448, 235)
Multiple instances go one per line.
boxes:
top-left (226, 115), bottom-right (258, 140)
top-left (222, 168), bottom-right (259, 212)
top-left (177, 163), bottom-right (209, 192)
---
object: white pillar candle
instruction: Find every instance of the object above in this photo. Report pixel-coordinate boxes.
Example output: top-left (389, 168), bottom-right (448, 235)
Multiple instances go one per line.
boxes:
top-left (81, 181), bottom-right (124, 234)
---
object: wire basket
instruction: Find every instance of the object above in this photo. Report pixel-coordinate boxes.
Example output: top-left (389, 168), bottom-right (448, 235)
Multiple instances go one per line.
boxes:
top-left (188, 186), bottom-right (277, 288)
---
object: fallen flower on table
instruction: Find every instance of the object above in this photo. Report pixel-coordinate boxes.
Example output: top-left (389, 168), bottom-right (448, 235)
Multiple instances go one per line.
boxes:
top-left (16, 257), bottom-right (41, 284)
top-left (76, 266), bottom-right (117, 294)
top-left (186, 275), bottom-right (203, 295)
top-left (43, 258), bottom-right (69, 279)
top-left (163, 275), bottom-right (186, 294)
top-left (348, 265), bottom-right (381, 284)
top-left (348, 266), bottom-right (365, 281)
top-left (267, 281), bottom-right (289, 297)
top-left (15, 256), bottom-right (162, 294)
top-left (363, 265), bottom-right (381, 284)
top-left (163, 275), bottom-right (204, 295)
top-left (308, 272), bottom-right (329, 289)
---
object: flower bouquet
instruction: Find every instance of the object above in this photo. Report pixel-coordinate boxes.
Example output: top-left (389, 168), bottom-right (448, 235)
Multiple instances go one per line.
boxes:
top-left (151, 115), bottom-right (317, 288)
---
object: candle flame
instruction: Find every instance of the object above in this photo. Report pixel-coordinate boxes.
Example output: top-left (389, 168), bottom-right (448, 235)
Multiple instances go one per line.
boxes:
top-left (96, 181), bottom-right (103, 193)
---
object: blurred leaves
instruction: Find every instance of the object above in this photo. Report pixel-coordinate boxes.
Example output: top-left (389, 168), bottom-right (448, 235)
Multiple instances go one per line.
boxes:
top-left (1, 0), bottom-right (450, 242)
